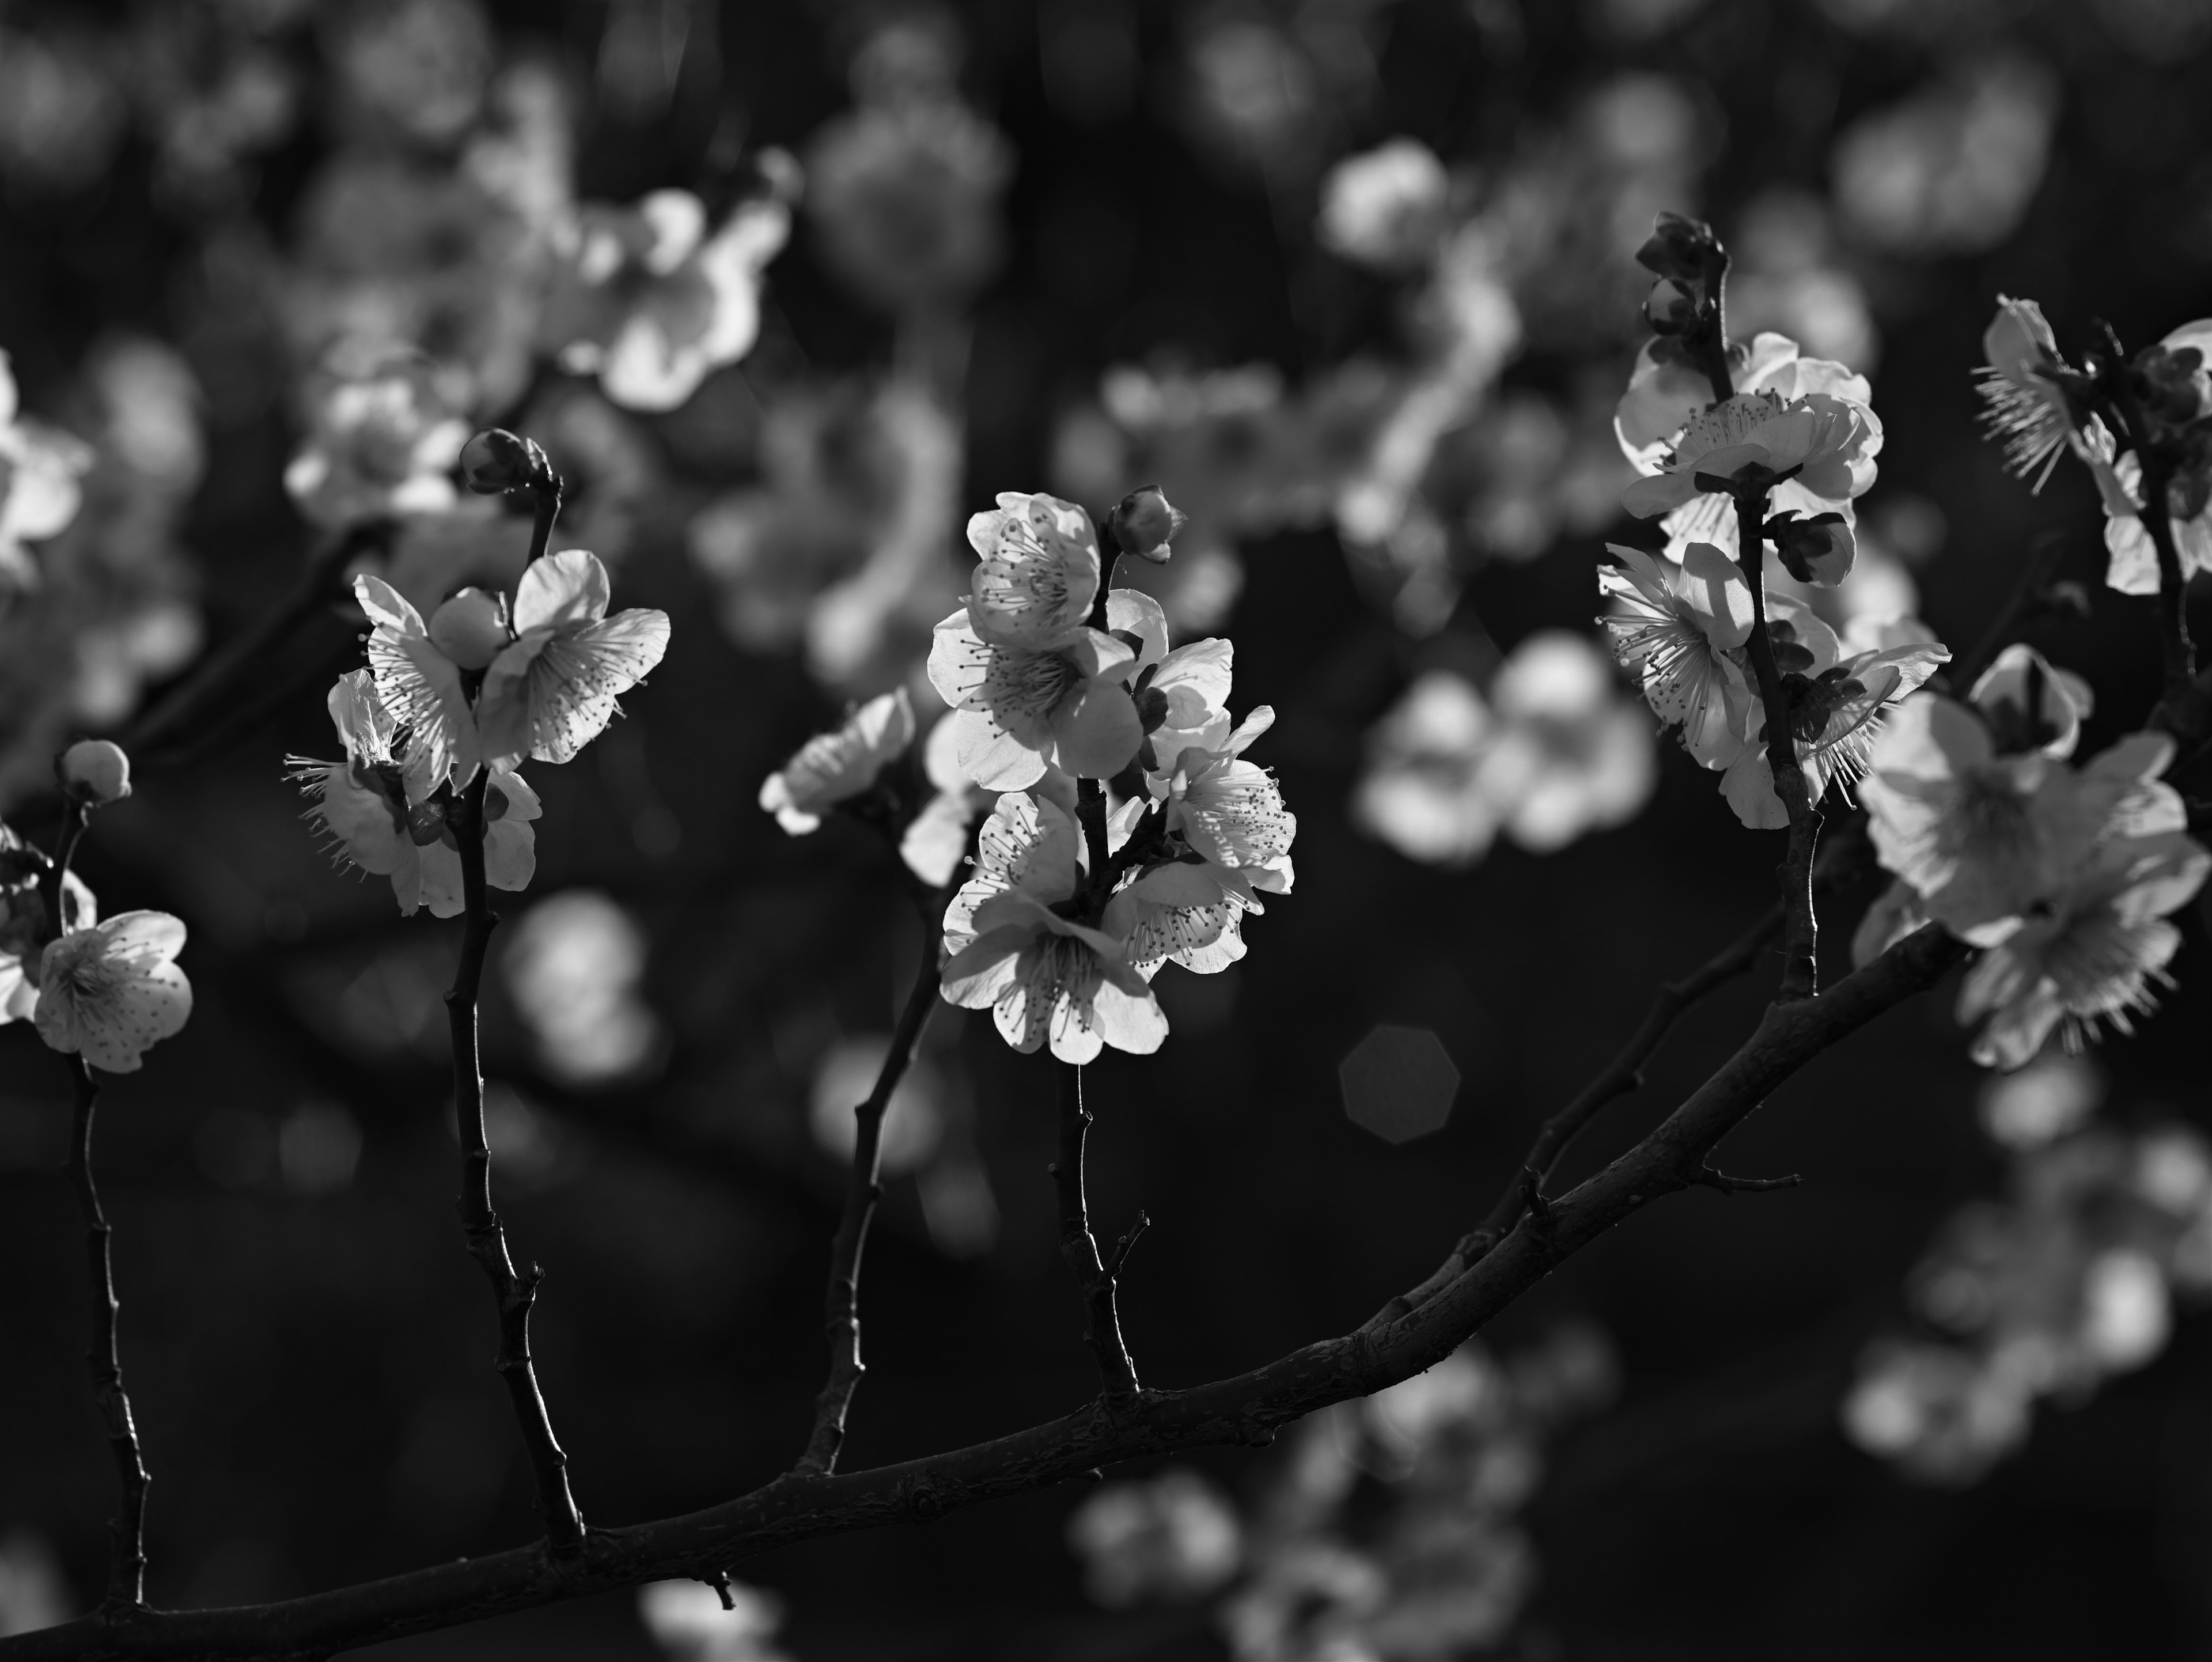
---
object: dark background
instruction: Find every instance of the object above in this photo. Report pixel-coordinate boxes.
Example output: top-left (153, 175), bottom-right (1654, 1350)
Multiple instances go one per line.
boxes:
top-left (2, 1), bottom-right (2210, 1657)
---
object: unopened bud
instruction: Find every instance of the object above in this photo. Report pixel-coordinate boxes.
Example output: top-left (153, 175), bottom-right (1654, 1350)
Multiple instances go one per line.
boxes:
top-left (1634, 211), bottom-right (1723, 284)
top-left (2134, 343), bottom-right (2210, 427)
top-left (59, 739), bottom-right (132, 807)
top-left (1644, 277), bottom-right (1696, 335)
top-left (1109, 486), bottom-right (1186, 564)
top-left (1776, 512), bottom-right (1854, 586)
top-left (428, 588), bottom-right (512, 670)
top-left (459, 429), bottom-right (543, 495)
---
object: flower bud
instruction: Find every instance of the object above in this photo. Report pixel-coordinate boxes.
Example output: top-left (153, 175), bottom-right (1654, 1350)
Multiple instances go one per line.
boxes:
top-left (429, 588), bottom-right (512, 669)
top-left (1108, 486), bottom-right (1186, 564)
top-left (459, 429), bottom-right (541, 495)
top-left (1643, 277), bottom-right (1696, 335)
top-left (59, 739), bottom-right (132, 807)
top-left (1634, 211), bottom-right (1722, 285)
top-left (1775, 512), bottom-right (1854, 587)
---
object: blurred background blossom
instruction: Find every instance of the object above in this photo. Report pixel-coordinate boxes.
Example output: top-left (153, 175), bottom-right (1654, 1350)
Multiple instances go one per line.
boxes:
top-left (0, 1), bottom-right (2207, 1657)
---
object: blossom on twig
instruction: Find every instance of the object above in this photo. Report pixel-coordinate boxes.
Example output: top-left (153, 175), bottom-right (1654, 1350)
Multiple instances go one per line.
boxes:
top-left (35, 910), bottom-right (192, 1073)
top-left (759, 687), bottom-right (915, 835)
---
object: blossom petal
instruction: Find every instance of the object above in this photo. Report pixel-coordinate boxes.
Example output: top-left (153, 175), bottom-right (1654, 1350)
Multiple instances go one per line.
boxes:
top-left (513, 549), bottom-right (612, 631)
top-left (1052, 683), bottom-right (1143, 779)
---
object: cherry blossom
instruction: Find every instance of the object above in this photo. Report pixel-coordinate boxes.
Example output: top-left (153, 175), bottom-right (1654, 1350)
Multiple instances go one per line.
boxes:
top-left (289, 669), bottom-right (540, 918)
top-left (35, 910), bottom-right (192, 1074)
top-left (760, 688), bottom-right (916, 835)
top-left (938, 791), bottom-right (1166, 1063)
top-left (474, 548), bottom-right (672, 767)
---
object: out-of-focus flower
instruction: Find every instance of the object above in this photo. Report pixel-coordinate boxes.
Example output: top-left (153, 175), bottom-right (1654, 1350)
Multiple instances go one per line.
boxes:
top-left (806, 96), bottom-right (1010, 314)
top-left (289, 670), bottom-right (539, 918)
top-left (0, 826), bottom-right (95, 1023)
top-left (331, 0), bottom-right (494, 149)
top-left (1318, 139), bottom-right (1451, 271)
top-left (2096, 319), bottom-right (2212, 595)
top-left (1598, 542), bottom-right (1756, 768)
top-left (1356, 635), bottom-right (1654, 868)
top-left (0, 1530), bottom-right (70, 1637)
top-left (474, 549), bottom-right (672, 767)
top-left (503, 890), bottom-right (660, 1085)
top-left (809, 1032), bottom-right (946, 1176)
top-left (1067, 1470), bottom-right (1243, 1607)
top-left (1725, 191), bottom-right (1878, 372)
top-left (929, 494), bottom-right (1142, 789)
top-left (900, 711), bottom-right (994, 889)
top-left (546, 185), bottom-right (793, 412)
top-left (0, 26), bottom-right (127, 196)
top-left (1978, 1053), bottom-right (2101, 1150)
top-left (284, 346), bottom-right (469, 529)
top-left (1843, 1339), bottom-right (2034, 1484)
top-left (759, 688), bottom-right (916, 835)
top-left (1851, 876), bottom-right (1928, 970)
top-left (938, 790), bottom-right (1166, 1062)
top-left (637, 1577), bottom-right (790, 1662)
top-left (1956, 822), bottom-right (2209, 1070)
top-left (1832, 58), bottom-right (2058, 257)
top-left (35, 911), bottom-right (192, 1074)
top-left (1859, 696), bottom-right (2166, 944)
top-left (0, 350), bottom-right (92, 590)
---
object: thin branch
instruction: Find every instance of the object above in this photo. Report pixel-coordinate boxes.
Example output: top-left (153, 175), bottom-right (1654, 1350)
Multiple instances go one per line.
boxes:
top-left (1733, 488), bottom-right (1822, 1000)
top-left (795, 906), bottom-right (946, 1475)
top-left (0, 925), bottom-right (1964, 1662)
top-left (1052, 1062), bottom-right (1141, 1403)
top-left (444, 772), bottom-right (586, 1551)
top-left (1362, 899), bottom-right (1780, 1332)
top-left (63, 1057), bottom-right (150, 1611)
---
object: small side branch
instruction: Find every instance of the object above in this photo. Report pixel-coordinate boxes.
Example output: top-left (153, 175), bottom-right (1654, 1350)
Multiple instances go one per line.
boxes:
top-left (1734, 490), bottom-right (1821, 1001)
top-left (1052, 1063), bottom-right (1141, 1403)
top-left (1689, 1166), bottom-right (1803, 1195)
top-left (64, 1057), bottom-right (150, 1610)
top-left (444, 774), bottom-right (586, 1551)
top-left (796, 915), bottom-right (947, 1476)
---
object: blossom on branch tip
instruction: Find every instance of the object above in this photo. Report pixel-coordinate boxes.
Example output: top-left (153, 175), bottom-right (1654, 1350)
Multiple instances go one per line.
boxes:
top-left (759, 688), bottom-right (916, 835)
top-left (938, 792), bottom-right (1166, 1063)
top-left (289, 670), bottom-right (539, 918)
top-left (1156, 708), bottom-right (1297, 896)
top-left (1621, 388), bottom-right (1879, 523)
top-left (474, 548), bottom-right (672, 767)
top-left (1598, 542), bottom-right (1756, 768)
top-left (35, 910), bottom-right (191, 1073)
top-left (2100, 449), bottom-right (2212, 597)
top-left (1975, 296), bottom-right (2095, 493)
top-left (356, 573), bottom-right (480, 800)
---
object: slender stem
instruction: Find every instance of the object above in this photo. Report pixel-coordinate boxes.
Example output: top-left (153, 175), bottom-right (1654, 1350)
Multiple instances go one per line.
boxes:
top-left (1734, 489), bottom-right (1821, 1001)
top-left (63, 1056), bottom-right (150, 1609)
top-left (2135, 450), bottom-right (2199, 693)
top-left (39, 802), bottom-right (89, 938)
top-left (1051, 1062), bottom-right (1140, 1403)
top-left (444, 772), bottom-right (586, 1550)
top-left (796, 910), bottom-right (946, 1475)
top-left (525, 474), bottom-right (564, 568)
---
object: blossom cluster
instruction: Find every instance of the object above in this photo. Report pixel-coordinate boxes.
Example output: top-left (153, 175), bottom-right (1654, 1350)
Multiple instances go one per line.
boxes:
top-left (291, 543), bottom-right (668, 918)
top-left (759, 488), bottom-right (1297, 1064)
top-left (1065, 1325), bottom-right (1618, 1659)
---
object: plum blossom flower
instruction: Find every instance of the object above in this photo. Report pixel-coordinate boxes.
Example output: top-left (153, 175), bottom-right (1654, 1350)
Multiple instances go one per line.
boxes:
top-left (545, 185), bottom-right (793, 413)
top-left (899, 711), bottom-right (994, 888)
top-left (290, 670), bottom-right (540, 918)
top-left (284, 346), bottom-right (469, 530)
top-left (1616, 332), bottom-right (1881, 573)
top-left (1317, 138), bottom-right (1450, 271)
top-left (1974, 296), bottom-right (2100, 492)
top-left (928, 493), bottom-right (1142, 789)
top-left (1104, 588), bottom-right (1235, 771)
top-left (357, 573), bottom-right (480, 800)
top-left (35, 910), bottom-right (191, 1073)
top-left (0, 347), bottom-right (92, 589)
top-left (1355, 638), bottom-right (1654, 868)
top-left (758, 688), bottom-right (915, 835)
top-left (2100, 449), bottom-right (2212, 597)
top-left (1598, 542), bottom-right (1757, 767)
top-left (1719, 622), bottom-right (1948, 830)
top-left (1066, 1470), bottom-right (1243, 1607)
top-left (1156, 707), bottom-right (1296, 897)
top-left (938, 790), bottom-right (1166, 1062)
top-left (474, 548), bottom-right (672, 767)
top-left (0, 827), bottom-right (95, 1022)
top-left (1954, 820), bottom-right (2209, 1070)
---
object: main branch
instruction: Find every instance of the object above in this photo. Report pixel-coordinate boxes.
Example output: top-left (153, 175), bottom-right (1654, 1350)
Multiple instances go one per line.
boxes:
top-left (63, 1058), bottom-right (151, 1610)
top-left (795, 911), bottom-right (946, 1475)
top-left (444, 773), bottom-right (586, 1550)
top-left (1733, 489), bottom-right (1821, 999)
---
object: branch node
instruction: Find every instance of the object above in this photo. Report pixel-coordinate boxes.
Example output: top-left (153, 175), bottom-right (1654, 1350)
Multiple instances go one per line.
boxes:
top-left (1105, 1210), bottom-right (1151, 1277)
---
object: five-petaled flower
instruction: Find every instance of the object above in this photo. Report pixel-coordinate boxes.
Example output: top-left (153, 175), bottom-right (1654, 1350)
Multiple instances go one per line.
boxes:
top-left (760, 688), bottom-right (916, 835)
top-left (289, 670), bottom-right (540, 918)
top-left (1598, 542), bottom-right (1757, 769)
top-left (473, 548), bottom-right (673, 767)
top-left (929, 493), bottom-right (1145, 789)
top-left (939, 791), bottom-right (1167, 1063)
top-left (35, 911), bottom-right (193, 1074)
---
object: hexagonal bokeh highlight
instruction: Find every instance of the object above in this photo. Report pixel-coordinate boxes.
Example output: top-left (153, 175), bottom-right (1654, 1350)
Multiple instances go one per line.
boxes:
top-left (1339, 1025), bottom-right (1460, 1144)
